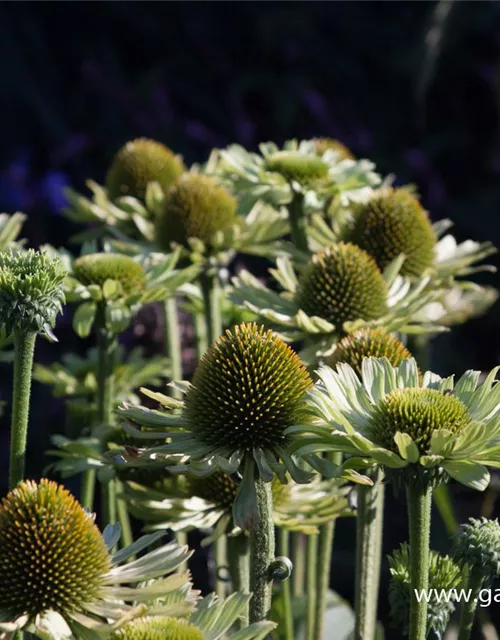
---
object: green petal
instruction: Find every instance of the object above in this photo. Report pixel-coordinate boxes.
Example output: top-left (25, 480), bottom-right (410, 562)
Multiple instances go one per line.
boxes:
top-left (229, 621), bottom-right (278, 640)
top-left (443, 460), bottom-right (490, 491)
top-left (394, 432), bottom-right (419, 463)
top-left (233, 458), bottom-right (259, 530)
top-left (72, 301), bottom-right (96, 338)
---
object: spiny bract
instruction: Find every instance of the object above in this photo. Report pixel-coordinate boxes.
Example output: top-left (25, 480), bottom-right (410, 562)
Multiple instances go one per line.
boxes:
top-left (73, 253), bottom-right (146, 296)
top-left (0, 249), bottom-right (66, 335)
top-left (106, 138), bottom-right (185, 201)
top-left (0, 479), bottom-right (110, 618)
top-left (112, 616), bottom-right (204, 640)
top-left (453, 517), bottom-right (500, 580)
top-left (371, 388), bottom-right (470, 454)
top-left (295, 243), bottom-right (388, 331)
top-left (349, 188), bottom-right (437, 277)
top-left (156, 173), bottom-right (237, 250)
top-left (313, 138), bottom-right (355, 160)
top-left (264, 151), bottom-right (329, 183)
top-left (185, 323), bottom-right (312, 450)
top-left (327, 328), bottom-right (413, 376)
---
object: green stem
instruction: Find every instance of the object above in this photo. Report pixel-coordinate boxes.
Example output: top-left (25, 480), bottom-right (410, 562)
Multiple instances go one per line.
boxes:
top-left (96, 304), bottom-right (117, 529)
top-left (200, 272), bottom-right (222, 345)
top-left (250, 478), bottom-right (275, 626)
top-left (314, 451), bottom-right (343, 639)
top-left (305, 534), bottom-right (318, 640)
top-left (407, 479), bottom-right (433, 640)
top-left (215, 534), bottom-right (227, 598)
top-left (457, 566), bottom-right (484, 640)
top-left (175, 531), bottom-right (188, 573)
top-left (228, 534), bottom-right (250, 627)
top-left (164, 296), bottom-right (182, 399)
top-left (115, 479), bottom-right (134, 549)
top-left (80, 469), bottom-right (96, 510)
top-left (287, 190), bottom-right (309, 253)
top-left (278, 528), bottom-right (294, 640)
top-left (354, 469), bottom-right (385, 640)
top-left (292, 533), bottom-right (306, 596)
top-left (9, 330), bottom-right (37, 489)
top-left (194, 309), bottom-right (208, 360)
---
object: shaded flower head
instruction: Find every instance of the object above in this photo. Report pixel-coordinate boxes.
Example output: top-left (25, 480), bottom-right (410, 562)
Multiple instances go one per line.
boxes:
top-left (327, 328), bottom-right (413, 376)
top-left (73, 253), bottom-right (146, 297)
top-left (288, 358), bottom-right (500, 490)
top-left (313, 138), bottom-right (355, 160)
top-left (348, 188), bottom-right (437, 277)
top-left (112, 616), bottom-right (203, 640)
top-left (295, 243), bottom-right (388, 329)
top-left (0, 249), bottom-right (66, 337)
top-left (389, 543), bottom-right (461, 637)
top-left (106, 138), bottom-right (185, 201)
top-left (0, 479), bottom-right (110, 619)
top-left (156, 173), bottom-right (237, 251)
top-left (453, 517), bottom-right (500, 583)
top-left (0, 479), bottom-right (196, 639)
top-left (264, 151), bottom-right (329, 184)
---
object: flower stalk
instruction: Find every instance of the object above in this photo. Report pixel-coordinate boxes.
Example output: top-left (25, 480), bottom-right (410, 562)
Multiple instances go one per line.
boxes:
top-left (278, 528), bottom-right (294, 640)
top-left (9, 330), bottom-right (37, 489)
top-left (287, 190), bottom-right (309, 253)
top-left (250, 476), bottom-right (275, 628)
top-left (406, 478), bottom-right (433, 640)
top-left (354, 468), bottom-right (385, 640)
top-left (164, 296), bottom-right (182, 399)
top-left (200, 272), bottom-right (222, 344)
top-left (305, 533), bottom-right (318, 640)
top-left (457, 567), bottom-right (484, 640)
top-left (228, 534), bottom-right (250, 628)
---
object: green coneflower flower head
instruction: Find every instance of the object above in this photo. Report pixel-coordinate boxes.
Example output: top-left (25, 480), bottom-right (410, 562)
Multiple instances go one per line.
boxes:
top-left (0, 479), bottom-right (110, 618)
top-left (313, 138), bottom-right (355, 160)
top-left (0, 249), bottom-right (66, 337)
top-left (371, 388), bottom-right (470, 454)
top-left (73, 253), bottom-right (146, 296)
top-left (264, 151), bottom-right (329, 183)
top-left (295, 243), bottom-right (388, 330)
top-left (389, 543), bottom-right (461, 637)
top-left (186, 323), bottom-right (312, 451)
top-left (156, 173), bottom-right (237, 250)
top-left (327, 328), bottom-right (413, 376)
top-left (106, 138), bottom-right (185, 201)
top-left (453, 517), bottom-right (500, 582)
top-left (349, 188), bottom-right (437, 277)
top-left (112, 616), bottom-right (203, 640)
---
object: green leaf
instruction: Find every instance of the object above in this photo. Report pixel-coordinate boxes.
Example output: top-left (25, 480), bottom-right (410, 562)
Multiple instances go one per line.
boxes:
top-left (73, 302), bottom-right (96, 338)
top-left (394, 432), bottom-right (419, 463)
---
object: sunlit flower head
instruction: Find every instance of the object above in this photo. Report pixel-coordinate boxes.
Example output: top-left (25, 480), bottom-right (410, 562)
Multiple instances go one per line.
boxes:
top-left (106, 138), bottom-right (185, 201)
top-left (288, 357), bottom-right (500, 490)
top-left (0, 480), bottom-right (196, 639)
top-left (313, 138), bottom-right (355, 160)
top-left (73, 253), bottom-right (146, 296)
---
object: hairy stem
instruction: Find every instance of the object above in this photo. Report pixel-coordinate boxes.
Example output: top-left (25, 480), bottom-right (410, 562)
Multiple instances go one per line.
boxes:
top-left (80, 468), bottom-right (96, 510)
top-left (115, 479), bottom-right (134, 549)
top-left (250, 478), bottom-right (275, 626)
top-left (164, 296), bottom-right (182, 399)
top-left (287, 190), bottom-right (309, 253)
top-left (457, 566), bottom-right (485, 640)
top-left (9, 330), bottom-right (36, 488)
top-left (305, 533), bottom-right (318, 640)
top-left (278, 528), bottom-right (294, 640)
top-left (292, 533), bottom-right (306, 596)
top-left (228, 534), bottom-right (250, 627)
top-left (215, 534), bottom-right (227, 598)
top-left (96, 304), bottom-right (118, 528)
top-left (200, 272), bottom-right (222, 345)
top-left (407, 479), bottom-right (433, 640)
top-left (354, 469), bottom-right (385, 640)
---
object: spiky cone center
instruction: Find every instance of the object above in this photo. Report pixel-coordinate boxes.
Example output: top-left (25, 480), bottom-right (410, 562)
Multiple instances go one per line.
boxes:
top-left (327, 328), bottom-right (413, 377)
top-left (106, 138), bottom-right (185, 201)
top-left (185, 323), bottom-right (312, 451)
top-left (156, 173), bottom-right (237, 250)
top-left (264, 151), bottom-right (329, 183)
top-left (349, 188), bottom-right (437, 277)
top-left (313, 138), bottom-right (355, 160)
top-left (453, 518), bottom-right (500, 578)
top-left (0, 479), bottom-right (110, 618)
top-left (112, 616), bottom-right (204, 640)
top-left (0, 249), bottom-right (66, 334)
top-left (371, 388), bottom-right (470, 454)
top-left (73, 253), bottom-right (146, 296)
top-left (295, 243), bottom-right (388, 331)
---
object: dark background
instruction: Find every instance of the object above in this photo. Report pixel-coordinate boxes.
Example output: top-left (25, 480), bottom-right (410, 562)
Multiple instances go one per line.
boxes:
top-left (0, 2), bottom-right (499, 636)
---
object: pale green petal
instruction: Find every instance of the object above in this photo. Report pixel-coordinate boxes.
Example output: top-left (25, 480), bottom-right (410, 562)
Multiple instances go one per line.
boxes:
top-left (229, 621), bottom-right (277, 640)
top-left (33, 612), bottom-right (72, 640)
top-left (233, 458), bottom-right (259, 530)
top-left (443, 460), bottom-right (490, 491)
top-left (394, 432), bottom-right (419, 463)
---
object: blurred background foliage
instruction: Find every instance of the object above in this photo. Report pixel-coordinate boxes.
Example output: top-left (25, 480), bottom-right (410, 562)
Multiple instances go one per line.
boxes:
top-left (0, 2), bottom-right (499, 635)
